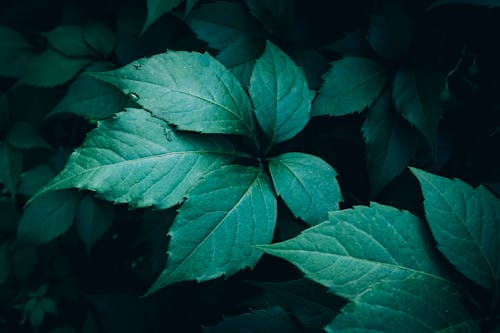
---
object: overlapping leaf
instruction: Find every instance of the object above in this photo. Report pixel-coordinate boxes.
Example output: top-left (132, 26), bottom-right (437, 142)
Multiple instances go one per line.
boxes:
top-left (258, 202), bottom-right (447, 299)
top-left (142, 0), bottom-right (184, 34)
top-left (33, 108), bottom-right (236, 210)
top-left (0, 25), bottom-right (35, 78)
top-left (0, 142), bottom-right (23, 197)
top-left (411, 168), bottom-right (500, 291)
top-left (147, 165), bottom-right (276, 294)
top-left (76, 194), bottom-right (114, 254)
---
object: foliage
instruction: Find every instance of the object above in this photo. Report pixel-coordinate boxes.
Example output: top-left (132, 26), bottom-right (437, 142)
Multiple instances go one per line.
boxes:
top-left (0, 0), bottom-right (499, 332)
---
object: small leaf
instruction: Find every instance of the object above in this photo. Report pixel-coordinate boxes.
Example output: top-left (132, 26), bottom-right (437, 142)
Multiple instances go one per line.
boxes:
top-left (35, 109), bottom-right (236, 210)
top-left (44, 25), bottom-right (96, 58)
top-left (17, 190), bottom-right (82, 244)
top-left (147, 165), bottom-right (277, 294)
top-left (0, 25), bottom-right (35, 78)
top-left (91, 51), bottom-right (256, 138)
top-left (6, 122), bottom-right (51, 150)
top-left (258, 203), bottom-right (447, 299)
top-left (0, 242), bottom-right (10, 284)
top-left (249, 41), bottom-right (312, 146)
top-left (410, 167), bottom-right (500, 291)
top-left (268, 152), bottom-right (342, 225)
top-left (326, 277), bottom-right (480, 332)
top-left (76, 194), bottom-right (114, 254)
top-left (83, 22), bottom-right (116, 58)
top-left (142, 0), bottom-right (184, 34)
top-left (0, 142), bottom-right (23, 197)
top-left (428, 0), bottom-right (500, 9)
top-left (312, 57), bottom-right (389, 116)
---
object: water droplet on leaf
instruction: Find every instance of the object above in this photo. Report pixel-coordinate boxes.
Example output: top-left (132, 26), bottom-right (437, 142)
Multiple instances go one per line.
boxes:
top-left (133, 63), bottom-right (141, 70)
top-left (164, 128), bottom-right (173, 142)
top-left (127, 92), bottom-right (140, 102)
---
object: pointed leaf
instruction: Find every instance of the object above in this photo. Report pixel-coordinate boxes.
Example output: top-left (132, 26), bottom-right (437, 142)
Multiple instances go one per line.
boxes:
top-left (91, 51), bottom-right (256, 138)
top-left (268, 152), bottom-right (342, 225)
top-left (83, 22), bottom-right (116, 58)
top-left (44, 25), bottom-right (96, 58)
top-left (18, 164), bottom-right (56, 197)
top-left (147, 165), bottom-right (277, 293)
top-left (184, 0), bottom-right (199, 16)
top-left (34, 108), bottom-right (236, 210)
top-left (411, 168), bottom-right (500, 291)
top-left (76, 194), bottom-right (114, 254)
top-left (326, 277), bottom-right (480, 333)
top-left (312, 57), bottom-right (389, 116)
top-left (17, 190), bottom-right (82, 244)
top-left (258, 202), bottom-right (447, 299)
top-left (142, 0), bottom-right (184, 34)
top-left (0, 25), bottom-right (35, 78)
top-left (249, 42), bottom-right (312, 146)
top-left (0, 142), bottom-right (23, 197)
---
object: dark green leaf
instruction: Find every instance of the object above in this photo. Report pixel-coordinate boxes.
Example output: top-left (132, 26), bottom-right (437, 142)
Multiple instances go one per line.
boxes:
top-left (411, 168), bottom-right (500, 291)
top-left (44, 25), bottom-right (96, 58)
top-left (243, 0), bottom-right (296, 35)
top-left (268, 152), bottom-right (342, 225)
top-left (147, 165), bottom-right (277, 293)
top-left (0, 142), bottom-right (23, 197)
top-left (142, 0), bottom-right (184, 34)
top-left (76, 194), bottom-right (114, 254)
top-left (83, 22), bottom-right (116, 58)
top-left (258, 203), bottom-right (447, 299)
top-left (0, 197), bottom-right (18, 232)
top-left (0, 242), bottom-right (10, 284)
top-left (0, 25), bottom-right (35, 78)
top-left (312, 57), bottom-right (389, 116)
top-left (289, 47), bottom-right (329, 90)
top-left (323, 31), bottom-right (372, 58)
top-left (249, 41), bottom-right (312, 147)
top-left (18, 164), bottom-right (56, 197)
top-left (0, 94), bottom-right (9, 132)
top-left (35, 109), bottom-right (236, 210)
top-left (6, 122), bottom-right (51, 150)
top-left (13, 246), bottom-right (38, 280)
top-left (428, 0), bottom-right (500, 9)
top-left (185, 0), bottom-right (200, 16)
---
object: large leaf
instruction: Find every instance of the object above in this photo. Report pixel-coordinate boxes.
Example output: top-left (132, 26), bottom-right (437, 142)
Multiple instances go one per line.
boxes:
top-left (258, 202), bottom-right (447, 299)
top-left (411, 168), bottom-right (500, 291)
top-left (326, 277), bottom-right (480, 332)
top-left (312, 57), bottom-right (389, 117)
top-left (76, 194), bottom-right (114, 254)
top-left (142, 0), bottom-right (184, 34)
top-left (268, 152), bottom-right (342, 225)
top-left (34, 108), bottom-right (236, 210)
top-left (91, 51), bottom-right (256, 139)
top-left (0, 25), bottom-right (35, 78)
top-left (249, 41), bottom-right (312, 147)
top-left (362, 89), bottom-right (417, 196)
top-left (147, 165), bottom-right (277, 294)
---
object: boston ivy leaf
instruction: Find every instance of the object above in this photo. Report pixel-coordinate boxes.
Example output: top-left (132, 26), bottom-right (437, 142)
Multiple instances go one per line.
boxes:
top-left (18, 164), bottom-right (56, 197)
top-left (91, 51), bottom-right (256, 139)
top-left (34, 108), bottom-right (237, 210)
top-left (326, 277), bottom-right (480, 332)
top-left (6, 122), bottom-right (51, 150)
top-left (428, 0), bottom-right (500, 9)
top-left (83, 22), bottom-right (116, 58)
top-left (268, 152), bottom-right (342, 225)
top-left (0, 25), bottom-right (35, 78)
top-left (258, 202), bottom-right (447, 299)
top-left (411, 168), bottom-right (500, 291)
top-left (0, 142), bottom-right (23, 197)
top-left (43, 25), bottom-right (96, 58)
top-left (289, 47), bottom-right (329, 90)
top-left (249, 41), bottom-right (312, 147)
top-left (147, 165), bottom-right (277, 294)
top-left (323, 31), bottom-right (372, 58)
top-left (312, 57), bottom-right (389, 117)
top-left (362, 89), bottom-right (417, 196)
top-left (243, 0), bottom-right (296, 36)
top-left (17, 190), bottom-right (82, 244)
top-left (393, 69), bottom-right (444, 152)
top-left (76, 194), bottom-right (114, 254)
top-left (142, 0), bottom-right (184, 34)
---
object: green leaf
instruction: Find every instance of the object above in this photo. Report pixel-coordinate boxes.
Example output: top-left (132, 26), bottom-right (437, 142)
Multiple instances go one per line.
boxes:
top-left (323, 31), bottom-right (372, 58)
top-left (19, 164), bottom-right (56, 197)
top-left (147, 165), bottom-right (277, 294)
top-left (49, 63), bottom-right (127, 119)
top-left (83, 22), bottom-right (116, 58)
top-left (0, 25), bottom-right (35, 78)
top-left (142, 0), bottom-right (184, 34)
top-left (326, 277), bottom-right (480, 333)
top-left (268, 152), bottom-right (342, 225)
top-left (0, 197), bottom-right (18, 232)
top-left (410, 168), bottom-right (500, 291)
top-left (43, 25), bottom-right (96, 58)
top-left (12, 246), bottom-right (38, 280)
top-left (312, 57), bottom-right (389, 117)
top-left (0, 142), bottom-right (23, 197)
top-left (17, 190), bottom-right (82, 244)
top-left (0, 94), bottom-right (9, 132)
top-left (204, 307), bottom-right (300, 333)
top-left (0, 242), bottom-right (10, 284)
top-left (362, 89), bottom-right (417, 196)
top-left (91, 51), bottom-right (256, 139)
top-left (428, 0), bottom-right (500, 9)
top-left (34, 109), bottom-right (236, 210)
top-left (6, 122), bottom-right (51, 150)
top-left (249, 41), bottom-right (312, 147)
top-left (243, 0), bottom-right (296, 35)
top-left (367, 0), bottom-right (412, 60)
top-left (393, 69), bottom-right (444, 152)
top-left (258, 202), bottom-right (447, 299)
top-left (76, 194), bottom-right (114, 254)
top-left (288, 47), bottom-right (329, 90)
top-left (185, 0), bottom-right (199, 16)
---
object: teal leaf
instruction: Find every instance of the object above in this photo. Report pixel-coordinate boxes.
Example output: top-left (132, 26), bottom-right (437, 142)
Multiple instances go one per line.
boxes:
top-left (18, 164), bottom-right (56, 197)
top-left (268, 152), bottom-right (342, 225)
top-left (249, 41), bottom-right (312, 147)
top-left (326, 277), bottom-right (480, 333)
top-left (83, 22), bottom-right (116, 58)
top-left (91, 51), bottom-right (256, 138)
top-left (429, 0), bottom-right (500, 9)
top-left (17, 190), bottom-right (82, 244)
top-left (6, 122), bottom-right (51, 150)
top-left (312, 57), bottom-right (389, 117)
top-left (0, 25), bottom-right (35, 78)
top-left (43, 25), bottom-right (96, 58)
top-left (258, 202), bottom-right (447, 299)
top-left (142, 0), bottom-right (184, 34)
top-left (184, 0), bottom-right (200, 16)
top-left (147, 165), bottom-right (277, 294)
top-left (288, 47), bottom-right (329, 90)
top-left (362, 89), bottom-right (417, 196)
top-left (76, 194), bottom-right (114, 254)
top-left (34, 109), bottom-right (236, 210)
top-left (393, 69), bottom-right (444, 152)
top-left (243, 0), bottom-right (296, 35)
top-left (0, 142), bottom-right (23, 197)
top-left (410, 168), bottom-right (500, 291)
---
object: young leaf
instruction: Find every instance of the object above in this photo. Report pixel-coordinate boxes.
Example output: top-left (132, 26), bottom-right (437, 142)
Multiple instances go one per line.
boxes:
top-left (17, 190), bottom-right (82, 244)
top-left (0, 142), bottom-right (23, 197)
top-left (362, 89), bottom-right (417, 196)
top-left (76, 194), bottom-right (114, 254)
top-left (0, 25), bottom-right (35, 78)
top-left (91, 51), bottom-right (256, 139)
top-left (142, 0), bottom-right (184, 34)
top-left (268, 152), bottom-right (342, 225)
top-left (411, 168), bottom-right (500, 291)
top-left (326, 277), bottom-right (480, 332)
top-left (147, 165), bottom-right (277, 294)
top-left (6, 122), bottom-right (51, 150)
top-left (312, 57), bottom-right (389, 117)
top-left (258, 202), bottom-right (447, 299)
top-left (34, 108), bottom-right (237, 210)
top-left (393, 69), bottom-right (444, 152)
top-left (43, 26), bottom-right (96, 58)
top-left (249, 41), bottom-right (312, 147)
